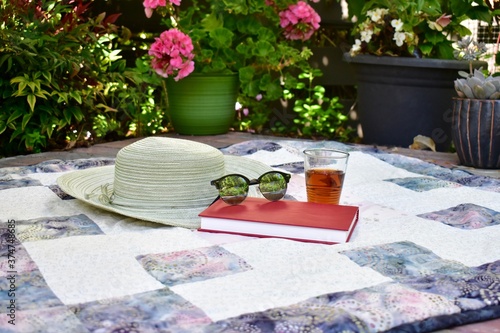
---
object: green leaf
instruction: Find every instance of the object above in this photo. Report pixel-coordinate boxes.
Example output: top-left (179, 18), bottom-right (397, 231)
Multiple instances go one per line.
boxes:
top-left (209, 27), bottom-right (234, 49)
top-left (27, 94), bottom-right (36, 112)
top-left (7, 109), bottom-right (24, 124)
top-left (425, 31), bottom-right (446, 44)
top-left (95, 12), bottom-right (107, 24)
top-left (257, 27), bottom-right (275, 42)
top-left (201, 12), bottom-right (224, 31)
top-left (347, 0), bottom-right (365, 18)
top-left (10, 127), bottom-right (24, 142)
top-left (418, 0), bottom-right (441, 16)
top-left (95, 103), bottom-right (118, 112)
top-left (239, 66), bottom-right (256, 83)
top-left (465, 4), bottom-right (492, 23)
top-left (298, 72), bottom-right (310, 80)
top-left (264, 81), bottom-right (282, 100)
top-left (257, 73), bottom-right (272, 90)
top-left (21, 113), bottom-right (32, 131)
top-left (63, 108), bottom-right (73, 125)
top-left (0, 54), bottom-right (10, 68)
top-left (313, 86), bottom-right (326, 94)
top-left (0, 121), bottom-right (6, 135)
top-left (243, 79), bottom-right (261, 96)
top-left (57, 92), bottom-right (69, 104)
top-left (234, 16), bottom-right (260, 36)
top-left (41, 71), bottom-right (52, 82)
top-left (10, 76), bottom-right (27, 84)
top-left (34, 90), bottom-right (48, 99)
top-left (46, 123), bottom-right (54, 139)
top-left (222, 0), bottom-right (250, 15)
top-left (72, 108), bottom-right (84, 122)
top-left (252, 40), bottom-right (274, 57)
top-left (16, 81), bottom-right (28, 96)
top-left (108, 49), bottom-right (122, 62)
top-left (295, 82), bottom-right (306, 90)
top-left (135, 58), bottom-right (149, 73)
top-left (436, 42), bottom-right (455, 60)
top-left (418, 43), bottom-right (433, 56)
top-left (210, 57), bottom-right (227, 71)
top-left (69, 91), bottom-right (83, 104)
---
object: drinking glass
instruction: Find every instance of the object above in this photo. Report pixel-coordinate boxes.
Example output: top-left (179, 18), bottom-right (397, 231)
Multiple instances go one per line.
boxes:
top-left (303, 149), bottom-right (349, 204)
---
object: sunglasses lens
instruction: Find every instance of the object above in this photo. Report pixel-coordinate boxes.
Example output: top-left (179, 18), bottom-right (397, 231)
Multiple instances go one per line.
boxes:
top-left (259, 172), bottom-right (288, 201)
top-left (217, 175), bottom-right (249, 205)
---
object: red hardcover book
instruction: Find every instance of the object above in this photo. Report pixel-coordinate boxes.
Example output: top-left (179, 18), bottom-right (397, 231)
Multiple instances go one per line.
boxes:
top-left (198, 197), bottom-right (359, 244)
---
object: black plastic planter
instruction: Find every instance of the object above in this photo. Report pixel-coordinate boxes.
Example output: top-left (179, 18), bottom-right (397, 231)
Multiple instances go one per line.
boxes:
top-left (452, 98), bottom-right (500, 169)
top-left (343, 54), bottom-right (487, 151)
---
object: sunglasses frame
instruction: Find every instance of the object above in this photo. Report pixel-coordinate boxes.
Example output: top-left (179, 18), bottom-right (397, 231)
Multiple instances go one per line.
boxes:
top-left (211, 170), bottom-right (291, 205)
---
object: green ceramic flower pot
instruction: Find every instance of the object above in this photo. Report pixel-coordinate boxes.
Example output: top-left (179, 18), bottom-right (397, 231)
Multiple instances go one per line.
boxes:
top-left (166, 73), bottom-right (239, 135)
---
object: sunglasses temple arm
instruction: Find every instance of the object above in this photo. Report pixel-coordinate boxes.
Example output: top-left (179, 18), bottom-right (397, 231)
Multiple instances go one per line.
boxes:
top-left (209, 195), bottom-right (221, 206)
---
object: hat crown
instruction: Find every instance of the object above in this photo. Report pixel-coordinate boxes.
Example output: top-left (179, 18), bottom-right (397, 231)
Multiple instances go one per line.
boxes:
top-left (112, 137), bottom-right (223, 209)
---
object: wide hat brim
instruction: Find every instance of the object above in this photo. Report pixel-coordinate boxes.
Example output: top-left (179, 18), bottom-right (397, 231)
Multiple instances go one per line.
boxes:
top-left (57, 155), bottom-right (273, 228)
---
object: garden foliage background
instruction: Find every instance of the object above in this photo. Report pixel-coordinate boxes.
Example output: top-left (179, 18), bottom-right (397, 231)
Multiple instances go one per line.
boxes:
top-left (0, 0), bottom-right (357, 157)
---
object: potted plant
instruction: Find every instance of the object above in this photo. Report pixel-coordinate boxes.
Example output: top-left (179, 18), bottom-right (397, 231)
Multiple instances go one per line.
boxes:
top-left (452, 36), bottom-right (500, 169)
top-left (142, 0), bottom-right (322, 135)
top-left (342, 0), bottom-right (490, 151)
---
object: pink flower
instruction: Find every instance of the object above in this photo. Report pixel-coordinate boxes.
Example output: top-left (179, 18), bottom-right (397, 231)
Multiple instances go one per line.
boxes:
top-left (149, 29), bottom-right (195, 81)
top-left (436, 13), bottom-right (452, 28)
top-left (143, 0), bottom-right (180, 18)
top-left (143, 0), bottom-right (166, 18)
top-left (143, 0), bottom-right (167, 10)
top-left (176, 60), bottom-right (195, 80)
top-left (279, 1), bottom-right (321, 41)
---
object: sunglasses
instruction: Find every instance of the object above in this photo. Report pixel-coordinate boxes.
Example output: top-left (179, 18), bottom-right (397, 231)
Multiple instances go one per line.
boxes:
top-left (211, 171), bottom-right (291, 205)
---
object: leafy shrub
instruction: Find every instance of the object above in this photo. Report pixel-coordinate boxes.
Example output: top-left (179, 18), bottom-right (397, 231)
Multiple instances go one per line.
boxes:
top-left (94, 56), bottom-right (168, 140)
top-left (0, 0), bottom-right (136, 156)
top-left (272, 69), bottom-right (356, 141)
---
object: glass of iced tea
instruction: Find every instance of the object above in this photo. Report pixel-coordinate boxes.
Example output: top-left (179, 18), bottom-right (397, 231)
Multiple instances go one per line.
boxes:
top-left (303, 148), bottom-right (349, 205)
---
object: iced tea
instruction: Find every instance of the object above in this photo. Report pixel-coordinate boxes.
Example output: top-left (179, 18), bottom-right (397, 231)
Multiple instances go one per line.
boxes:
top-left (305, 168), bottom-right (345, 204)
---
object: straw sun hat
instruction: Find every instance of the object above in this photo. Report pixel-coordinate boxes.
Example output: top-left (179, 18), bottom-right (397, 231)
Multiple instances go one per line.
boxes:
top-left (57, 137), bottom-right (273, 228)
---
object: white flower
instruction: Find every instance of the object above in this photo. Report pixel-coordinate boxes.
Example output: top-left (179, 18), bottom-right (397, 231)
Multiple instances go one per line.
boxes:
top-left (391, 19), bottom-right (403, 32)
top-left (351, 39), bottom-right (362, 55)
top-left (393, 31), bottom-right (406, 47)
top-left (368, 8), bottom-right (389, 24)
top-left (360, 29), bottom-right (373, 43)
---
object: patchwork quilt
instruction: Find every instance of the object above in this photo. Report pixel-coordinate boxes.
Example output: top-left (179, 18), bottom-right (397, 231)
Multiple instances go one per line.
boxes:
top-left (1, 139), bottom-right (499, 332)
